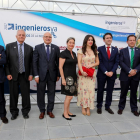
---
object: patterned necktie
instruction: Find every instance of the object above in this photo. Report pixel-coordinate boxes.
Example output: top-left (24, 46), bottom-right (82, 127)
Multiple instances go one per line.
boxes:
top-left (19, 44), bottom-right (24, 73)
top-left (107, 46), bottom-right (111, 59)
top-left (130, 48), bottom-right (134, 68)
top-left (46, 45), bottom-right (50, 60)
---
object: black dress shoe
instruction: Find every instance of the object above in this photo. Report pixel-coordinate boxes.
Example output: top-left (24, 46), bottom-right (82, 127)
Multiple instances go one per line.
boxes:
top-left (131, 111), bottom-right (139, 117)
top-left (105, 108), bottom-right (114, 114)
top-left (62, 114), bottom-right (72, 120)
top-left (68, 114), bottom-right (76, 117)
top-left (1, 117), bottom-right (8, 124)
top-left (97, 108), bottom-right (102, 114)
top-left (11, 115), bottom-right (18, 120)
top-left (23, 114), bottom-right (29, 119)
top-left (118, 109), bottom-right (123, 115)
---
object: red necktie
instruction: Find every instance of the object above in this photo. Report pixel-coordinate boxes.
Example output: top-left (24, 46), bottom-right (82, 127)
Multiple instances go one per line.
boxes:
top-left (107, 46), bottom-right (110, 59)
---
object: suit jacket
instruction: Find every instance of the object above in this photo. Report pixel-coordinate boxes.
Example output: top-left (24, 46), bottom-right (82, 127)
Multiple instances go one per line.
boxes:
top-left (97, 45), bottom-right (119, 80)
top-left (5, 41), bottom-right (33, 81)
top-left (33, 43), bottom-right (60, 82)
top-left (119, 47), bottom-right (140, 81)
top-left (0, 45), bottom-right (6, 83)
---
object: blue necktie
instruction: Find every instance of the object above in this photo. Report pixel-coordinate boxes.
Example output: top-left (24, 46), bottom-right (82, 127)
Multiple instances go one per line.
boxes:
top-left (46, 45), bottom-right (50, 60)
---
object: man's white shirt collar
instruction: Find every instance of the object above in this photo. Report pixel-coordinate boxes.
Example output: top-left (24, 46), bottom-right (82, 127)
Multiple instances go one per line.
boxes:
top-left (44, 43), bottom-right (51, 47)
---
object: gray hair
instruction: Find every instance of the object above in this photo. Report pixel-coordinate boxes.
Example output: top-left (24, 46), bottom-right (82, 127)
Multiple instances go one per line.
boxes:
top-left (66, 37), bottom-right (75, 43)
top-left (16, 29), bottom-right (26, 35)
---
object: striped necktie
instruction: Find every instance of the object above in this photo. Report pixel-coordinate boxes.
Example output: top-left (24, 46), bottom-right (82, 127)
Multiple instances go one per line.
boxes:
top-left (19, 44), bottom-right (24, 73)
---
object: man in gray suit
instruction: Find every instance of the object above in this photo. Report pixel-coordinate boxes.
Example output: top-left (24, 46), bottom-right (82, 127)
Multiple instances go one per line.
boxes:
top-left (33, 32), bottom-right (60, 119)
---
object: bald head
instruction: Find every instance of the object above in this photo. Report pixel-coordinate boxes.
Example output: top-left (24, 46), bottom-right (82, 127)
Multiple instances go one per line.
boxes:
top-left (43, 32), bottom-right (52, 44)
top-left (16, 29), bottom-right (26, 44)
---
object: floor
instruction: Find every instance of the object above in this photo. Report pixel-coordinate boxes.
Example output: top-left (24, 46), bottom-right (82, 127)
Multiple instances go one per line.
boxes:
top-left (0, 93), bottom-right (140, 140)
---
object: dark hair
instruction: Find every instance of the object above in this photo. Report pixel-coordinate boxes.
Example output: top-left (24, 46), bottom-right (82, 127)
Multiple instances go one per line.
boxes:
top-left (82, 35), bottom-right (97, 56)
top-left (127, 35), bottom-right (136, 41)
top-left (103, 33), bottom-right (113, 40)
top-left (66, 37), bottom-right (75, 43)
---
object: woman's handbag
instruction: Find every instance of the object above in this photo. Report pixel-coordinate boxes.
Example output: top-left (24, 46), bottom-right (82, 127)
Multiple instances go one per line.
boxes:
top-left (78, 66), bottom-right (95, 77)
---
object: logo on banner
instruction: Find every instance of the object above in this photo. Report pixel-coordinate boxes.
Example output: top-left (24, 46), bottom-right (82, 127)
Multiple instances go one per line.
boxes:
top-left (4, 23), bottom-right (57, 38)
top-left (105, 21), bottom-right (125, 25)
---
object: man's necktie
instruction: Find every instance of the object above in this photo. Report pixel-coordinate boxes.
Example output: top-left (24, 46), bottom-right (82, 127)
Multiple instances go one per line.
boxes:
top-left (107, 46), bottom-right (111, 59)
top-left (46, 45), bottom-right (50, 60)
top-left (19, 44), bottom-right (24, 73)
top-left (131, 48), bottom-right (134, 68)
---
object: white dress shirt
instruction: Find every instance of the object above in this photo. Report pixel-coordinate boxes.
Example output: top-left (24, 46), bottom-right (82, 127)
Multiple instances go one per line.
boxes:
top-left (44, 43), bottom-right (51, 54)
top-left (105, 44), bottom-right (112, 54)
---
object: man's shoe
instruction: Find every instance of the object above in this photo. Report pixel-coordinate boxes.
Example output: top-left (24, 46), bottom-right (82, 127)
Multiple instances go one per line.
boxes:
top-left (39, 112), bottom-right (45, 119)
top-left (11, 115), bottom-right (18, 120)
top-left (105, 108), bottom-right (114, 114)
top-left (23, 114), bottom-right (29, 119)
top-left (131, 111), bottom-right (139, 117)
top-left (97, 108), bottom-right (102, 114)
top-left (1, 117), bottom-right (8, 124)
top-left (47, 112), bottom-right (55, 118)
top-left (118, 109), bottom-right (123, 115)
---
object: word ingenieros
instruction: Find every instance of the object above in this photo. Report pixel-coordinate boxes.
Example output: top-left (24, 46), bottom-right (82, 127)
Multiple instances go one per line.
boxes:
top-left (105, 21), bottom-right (125, 25)
top-left (4, 23), bottom-right (57, 38)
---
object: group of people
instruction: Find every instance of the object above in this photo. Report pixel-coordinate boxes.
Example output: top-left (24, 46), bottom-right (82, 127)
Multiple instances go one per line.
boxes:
top-left (0, 30), bottom-right (139, 124)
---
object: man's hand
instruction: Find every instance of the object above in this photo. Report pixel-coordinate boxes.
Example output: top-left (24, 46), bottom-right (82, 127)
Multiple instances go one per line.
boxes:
top-left (0, 54), bottom-right (1, 59)
top-left (56, 77), bottom-right (60, 81)
top-left (128, 69), bottom-right (137, 77)
top-left (35, 77), bottom-right (39, 84)
top-left (108, 72), bottom-right (113, 77)
top-left (7, 75), bottom-right (12, 80)
top-left (105, 72), bottom-right (110, 77)
top-left (28, 76), bottom-right (33, 81)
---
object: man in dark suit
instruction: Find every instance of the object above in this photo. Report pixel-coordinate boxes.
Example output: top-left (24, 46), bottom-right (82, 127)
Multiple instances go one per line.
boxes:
top-left (33, 32), bottom-right (60, 119)
top-left (5, 29), bottom-right (33, 120)
top-left (97, 33), bottom-right (119, 114)
top-left (118, 35), bottom-right (140, 117)
top-left (0, 45), bottom-right (8, 124)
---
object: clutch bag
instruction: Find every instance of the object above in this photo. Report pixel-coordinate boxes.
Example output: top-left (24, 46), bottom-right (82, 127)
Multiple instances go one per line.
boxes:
top-left (78, 66), bottom-right (95, 77)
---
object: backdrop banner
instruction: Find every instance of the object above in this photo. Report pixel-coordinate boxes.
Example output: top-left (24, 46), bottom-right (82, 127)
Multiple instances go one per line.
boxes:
top-left (0, 10), bottom-right (137, 93)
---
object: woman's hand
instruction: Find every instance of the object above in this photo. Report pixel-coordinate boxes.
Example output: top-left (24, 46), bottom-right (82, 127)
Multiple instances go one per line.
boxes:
top-left (81, 71), bottom-right (88, 77)
top-left (86, 64), bottom-right (94, 69)
top-left (62, 78), bottom-right (66, 86)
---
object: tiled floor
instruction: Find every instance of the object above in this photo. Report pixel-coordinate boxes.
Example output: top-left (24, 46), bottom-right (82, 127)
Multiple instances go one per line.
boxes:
top-left (1, 93), bottom-right (140, 140)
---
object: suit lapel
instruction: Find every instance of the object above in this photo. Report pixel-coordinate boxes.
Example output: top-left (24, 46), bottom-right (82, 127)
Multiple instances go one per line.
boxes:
top-left (24, 43), bottom-right (28, 58)
top-left (110, 46), bottom-right (115, 60)
top-left (103, 45), bottom-right (109, 60)
top-left (48, 44), bottom-right (54, 62)
top-left (14, 42), bottom-right (18, 58)
top-left (133, 47), bottom-right (138, 64)
top-left (126, 47), bottom-right (130, 65)
top-left (41, 43), bottom-right (47, 61)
